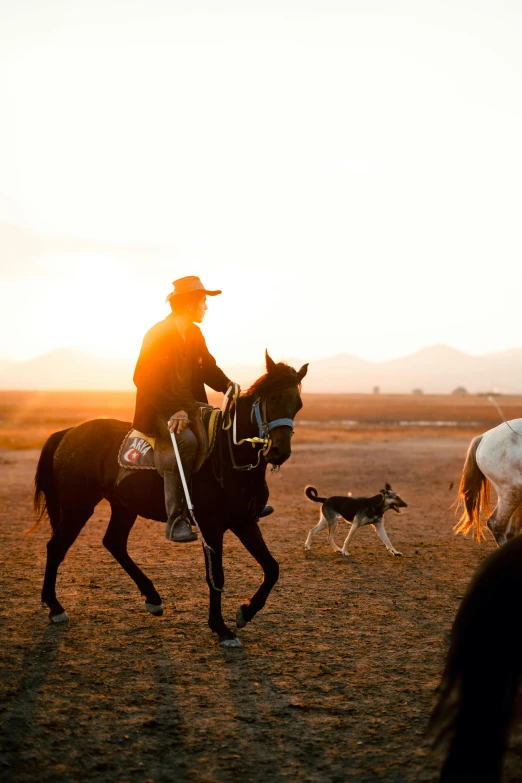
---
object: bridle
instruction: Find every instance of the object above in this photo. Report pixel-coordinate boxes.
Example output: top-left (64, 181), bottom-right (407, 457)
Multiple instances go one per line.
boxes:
top-left (222, 383), bottom-right (295, 471)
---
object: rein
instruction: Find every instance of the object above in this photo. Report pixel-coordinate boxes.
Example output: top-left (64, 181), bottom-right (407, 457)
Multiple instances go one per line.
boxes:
top-left (221, 384), bottom-right (294, 471)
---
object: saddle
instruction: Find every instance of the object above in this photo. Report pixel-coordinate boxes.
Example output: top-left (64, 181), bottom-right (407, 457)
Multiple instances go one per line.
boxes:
top-left (190, 405), bottom-right (222, 473)
top-left (117, 406), bottom-right (222, 475)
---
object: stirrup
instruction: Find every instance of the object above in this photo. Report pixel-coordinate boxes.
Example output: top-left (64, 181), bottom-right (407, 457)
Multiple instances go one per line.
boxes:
top-left (166, 516), bottom-right (198, 543)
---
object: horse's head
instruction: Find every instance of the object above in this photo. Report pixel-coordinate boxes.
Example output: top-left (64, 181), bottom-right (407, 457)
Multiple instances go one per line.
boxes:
top-left (245, 350), bottom-right (308, 466)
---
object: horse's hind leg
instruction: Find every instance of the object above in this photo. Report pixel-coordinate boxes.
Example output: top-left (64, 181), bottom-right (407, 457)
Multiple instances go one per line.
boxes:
top-left (102, 501), bottom-right (163, 616)
top-left (42, 503), bottom-right (97, 622)
top-left (487, 495), bottom-right (521, 547)
top-left (505, 503), bottom-right (522, 542)
top-left (232, 522), bottom-right (279, 630)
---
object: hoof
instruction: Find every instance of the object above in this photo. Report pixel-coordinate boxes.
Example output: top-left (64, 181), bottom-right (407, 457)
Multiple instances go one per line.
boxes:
top-left (392, 551), bottom-right (403, 557)
top-left (220, 636), bottom-right (243, 648)
top-left (145, 602), bottom-right (164, 616)
top-left (50, 611), bottom-right (69, 624)
top-left (236, 606), bottom-right (248, 629)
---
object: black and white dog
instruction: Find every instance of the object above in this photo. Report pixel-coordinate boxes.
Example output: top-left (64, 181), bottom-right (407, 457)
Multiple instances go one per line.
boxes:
top-left (304, 483), bottom-right (407, 557)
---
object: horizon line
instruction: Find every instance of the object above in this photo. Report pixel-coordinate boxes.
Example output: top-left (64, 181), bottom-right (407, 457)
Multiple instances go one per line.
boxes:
top-left (0, 388), bottom-right (519, 398)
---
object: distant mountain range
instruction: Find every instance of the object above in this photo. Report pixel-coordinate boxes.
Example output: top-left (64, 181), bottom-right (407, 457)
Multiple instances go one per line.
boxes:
top-left (2, 344), bottom-right (522, 394)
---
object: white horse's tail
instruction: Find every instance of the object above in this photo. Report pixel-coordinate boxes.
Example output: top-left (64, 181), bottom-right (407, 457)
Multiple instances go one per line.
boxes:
top-left (454, 435), bottom-right (490, 542)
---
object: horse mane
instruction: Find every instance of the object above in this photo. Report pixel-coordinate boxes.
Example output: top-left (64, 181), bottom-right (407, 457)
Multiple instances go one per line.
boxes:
top-left (243, 362), bottom-right (301, 398)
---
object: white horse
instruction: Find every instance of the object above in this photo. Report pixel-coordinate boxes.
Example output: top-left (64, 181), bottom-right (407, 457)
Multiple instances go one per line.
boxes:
top-left (456, 419), bottom-right (522, 546)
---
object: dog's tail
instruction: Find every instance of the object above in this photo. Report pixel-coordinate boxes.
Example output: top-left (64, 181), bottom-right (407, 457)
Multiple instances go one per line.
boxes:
top-left (454, 435), bottom-right (490, 542)
top-left (305, 485), bottom-right (327, 504)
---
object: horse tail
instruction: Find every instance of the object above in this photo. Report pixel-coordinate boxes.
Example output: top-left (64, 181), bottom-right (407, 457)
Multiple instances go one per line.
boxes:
top-left (430, 537), bottom-right (522, 781)
top-left (454, 435), bottom-right (490, 542)
top-left (30, 428), bottom-right (71, 533)
top-left (305, 485), bottom-right (327, 503)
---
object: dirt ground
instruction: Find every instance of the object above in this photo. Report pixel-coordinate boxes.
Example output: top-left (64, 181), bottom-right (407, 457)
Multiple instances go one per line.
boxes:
top-left (4, 417), bottom-right (522, 782)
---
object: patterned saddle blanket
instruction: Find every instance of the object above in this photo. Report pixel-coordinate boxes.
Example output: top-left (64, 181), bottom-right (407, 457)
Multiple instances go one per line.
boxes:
top-left (118, 406), bottom-right (222, 473)
top-left (118, 431), bottom-right (156, 470)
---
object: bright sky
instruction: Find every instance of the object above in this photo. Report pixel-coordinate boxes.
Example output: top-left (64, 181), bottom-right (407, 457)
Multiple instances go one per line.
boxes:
top-left (1, 0), bottom-right (521, 365)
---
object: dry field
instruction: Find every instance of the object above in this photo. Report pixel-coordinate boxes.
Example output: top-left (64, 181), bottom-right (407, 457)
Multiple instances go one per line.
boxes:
top-left (1, 391), bottom-right (522, 782)
top-left (2, 390), bottom-right (522, 449)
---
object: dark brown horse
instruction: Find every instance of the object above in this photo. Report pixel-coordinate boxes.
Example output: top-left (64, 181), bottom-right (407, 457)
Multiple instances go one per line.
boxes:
top-left (34, 352), bottom-right (308, 647)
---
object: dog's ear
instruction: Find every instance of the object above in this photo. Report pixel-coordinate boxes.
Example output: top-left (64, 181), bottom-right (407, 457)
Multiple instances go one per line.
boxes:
top-left (385, 482), bottom-right (392, 491)
top-left (380, 489), bottom-right (386, 497)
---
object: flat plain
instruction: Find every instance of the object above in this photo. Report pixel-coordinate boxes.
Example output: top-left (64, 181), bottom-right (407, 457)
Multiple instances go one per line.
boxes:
top-left (1, 391), bottom-right (521, 782)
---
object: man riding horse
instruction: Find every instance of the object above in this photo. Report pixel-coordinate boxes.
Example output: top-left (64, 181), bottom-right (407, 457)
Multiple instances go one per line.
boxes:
top-left (36, 279), bottom-right (306, 635)
top-left (132, 275), bottom-right (236, 543)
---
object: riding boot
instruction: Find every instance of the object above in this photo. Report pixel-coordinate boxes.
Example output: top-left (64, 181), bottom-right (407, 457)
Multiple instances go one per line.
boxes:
top-left (164, 470), bottom-right (197, 543)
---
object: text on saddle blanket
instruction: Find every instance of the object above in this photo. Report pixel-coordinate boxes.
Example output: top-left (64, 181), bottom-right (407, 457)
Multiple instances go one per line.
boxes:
top-left (118, 430), bottom-right (156, 470)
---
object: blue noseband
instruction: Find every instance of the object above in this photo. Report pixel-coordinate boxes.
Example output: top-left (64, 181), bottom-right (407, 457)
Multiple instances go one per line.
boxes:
top-left (251, 398), bottom-right (294, 439)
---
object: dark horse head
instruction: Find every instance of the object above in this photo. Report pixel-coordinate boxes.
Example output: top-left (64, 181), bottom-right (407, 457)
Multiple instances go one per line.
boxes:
top-left (243, 350), bottom-right (308, 466)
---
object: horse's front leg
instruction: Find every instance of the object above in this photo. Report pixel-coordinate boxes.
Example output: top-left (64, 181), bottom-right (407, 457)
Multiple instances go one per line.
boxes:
top-left (232, 521), bottom-right (279, 629)
top-left (202, 531), bottom-right (242, 648)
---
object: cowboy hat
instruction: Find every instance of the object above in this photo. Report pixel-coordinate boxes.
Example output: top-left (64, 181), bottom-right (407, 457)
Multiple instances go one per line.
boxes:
top-left (165, 276), bottom-right (222, 303)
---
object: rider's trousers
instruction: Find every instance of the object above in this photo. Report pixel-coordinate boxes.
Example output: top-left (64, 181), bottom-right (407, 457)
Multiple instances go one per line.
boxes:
top-left (154, 419), bottom-right (198, 523)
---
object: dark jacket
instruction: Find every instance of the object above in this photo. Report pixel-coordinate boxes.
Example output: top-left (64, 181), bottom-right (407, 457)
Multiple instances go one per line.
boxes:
top-left (132, 315), bottom-right (230, 436)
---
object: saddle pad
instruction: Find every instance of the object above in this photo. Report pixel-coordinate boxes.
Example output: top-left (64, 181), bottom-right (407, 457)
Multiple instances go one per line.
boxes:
top-left (118, 429), bottom-right (156, 470)
top-left (117, 411), bottom-right (221, 475)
